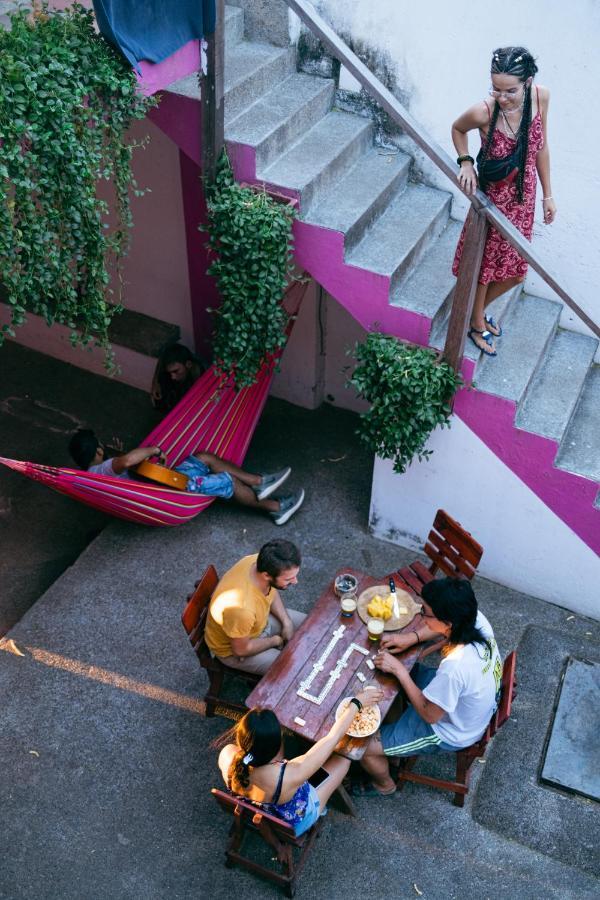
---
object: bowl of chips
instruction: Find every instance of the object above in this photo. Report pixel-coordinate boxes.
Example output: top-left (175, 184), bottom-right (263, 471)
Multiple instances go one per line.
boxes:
top-left (335, 696), bottom-right (381, 738)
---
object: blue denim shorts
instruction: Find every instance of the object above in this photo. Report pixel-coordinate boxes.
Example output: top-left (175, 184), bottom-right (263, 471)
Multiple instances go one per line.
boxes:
top-left (174, 456), bottom-right (234, 499)
top-left (380, 663), bottom-right (457, 757)
top-left (294, 784), bottom-right (326, 837)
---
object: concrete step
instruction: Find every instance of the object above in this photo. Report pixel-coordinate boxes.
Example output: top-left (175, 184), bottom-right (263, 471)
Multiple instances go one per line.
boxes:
top-left (555, 365), bottom-right (600, 481)
top-left (226, 73), bottom-right (334, 170)
top-left (224, 3), bottom-right (244, 47)
top-left (475, 293), bottom-right (561, 403)
top-left (391, 219), bottom-right (462, 323)
top-left (346, 183), bottom-right (451, 292)
top-left (516, 329), bottom-right (598, 442)
top-left (303, 147), bottom-right (411, 252)
top-left (259, 110), bottom-right (372, 212)
top-left (168, 41), bottom-right (294, 125)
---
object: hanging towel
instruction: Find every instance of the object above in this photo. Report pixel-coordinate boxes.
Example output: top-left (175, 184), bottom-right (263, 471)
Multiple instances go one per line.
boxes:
top-left (92, 0), bottom-right (216, 71)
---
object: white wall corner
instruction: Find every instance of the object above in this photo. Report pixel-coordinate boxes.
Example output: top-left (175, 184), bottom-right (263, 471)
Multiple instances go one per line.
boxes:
top-left (368, 414), bottom-right (600, 620)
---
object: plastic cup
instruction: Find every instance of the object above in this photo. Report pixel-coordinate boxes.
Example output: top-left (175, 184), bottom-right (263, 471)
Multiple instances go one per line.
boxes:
top-left (340, 594), bottom-right (357, 617)
top-left (367, 617), bottom-right (384, 642)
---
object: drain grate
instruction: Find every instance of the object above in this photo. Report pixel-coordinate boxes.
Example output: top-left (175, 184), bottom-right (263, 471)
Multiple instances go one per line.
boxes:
top-left (541, 656), bottom-right (600, 802)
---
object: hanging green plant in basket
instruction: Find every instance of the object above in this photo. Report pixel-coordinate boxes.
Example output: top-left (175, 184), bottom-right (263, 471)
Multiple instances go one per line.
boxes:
top-left (203, 153), bottom-right (296, 389)
top-left (349, 332), bottom-right (463, 473)
top-left (0, 3), bottom-right (155, 362)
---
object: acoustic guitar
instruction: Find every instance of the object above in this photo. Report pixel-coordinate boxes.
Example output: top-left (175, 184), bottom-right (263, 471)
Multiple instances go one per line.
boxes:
top-left (135, 460), bottom-right (188, 491)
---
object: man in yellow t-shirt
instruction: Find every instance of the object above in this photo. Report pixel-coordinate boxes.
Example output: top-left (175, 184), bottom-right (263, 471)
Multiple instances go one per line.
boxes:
top-left (205, 539), bottom-right (306, 675)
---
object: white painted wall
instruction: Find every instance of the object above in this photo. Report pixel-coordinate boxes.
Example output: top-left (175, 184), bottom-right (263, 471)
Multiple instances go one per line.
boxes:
top-left (369, 415), bottom-right (600, 620)
top-left (303, 0), bottom-right (600, 347)
top-left (272, 285), bottom-right (369, 412)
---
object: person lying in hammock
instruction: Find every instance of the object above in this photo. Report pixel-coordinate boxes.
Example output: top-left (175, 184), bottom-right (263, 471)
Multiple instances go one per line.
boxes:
top-left (67, 429), bottom-right (305, 526)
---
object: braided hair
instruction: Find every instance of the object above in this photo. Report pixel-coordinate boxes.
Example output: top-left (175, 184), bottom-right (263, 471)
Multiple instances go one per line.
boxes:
top-left (226, 708), bottom-right (282, 794)
top-left (480, 46), bottom-right (539, 202)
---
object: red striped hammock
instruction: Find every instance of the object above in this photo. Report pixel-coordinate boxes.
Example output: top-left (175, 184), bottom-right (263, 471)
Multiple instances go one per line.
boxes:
top-left (0, 281), bottom-right (307, 527)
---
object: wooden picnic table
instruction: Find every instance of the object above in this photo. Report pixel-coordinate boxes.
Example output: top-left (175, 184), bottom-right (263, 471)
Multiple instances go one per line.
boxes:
top-left (247, 568), bottom-right (425, 760)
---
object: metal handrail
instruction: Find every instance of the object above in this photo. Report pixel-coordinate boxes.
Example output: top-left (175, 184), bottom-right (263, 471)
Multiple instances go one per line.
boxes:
top-left (283, 0), bottom-right (600, 342)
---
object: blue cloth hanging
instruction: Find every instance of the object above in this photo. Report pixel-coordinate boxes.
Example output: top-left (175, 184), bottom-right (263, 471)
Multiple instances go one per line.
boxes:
top-left (93, 0), bottom-right (216, 71)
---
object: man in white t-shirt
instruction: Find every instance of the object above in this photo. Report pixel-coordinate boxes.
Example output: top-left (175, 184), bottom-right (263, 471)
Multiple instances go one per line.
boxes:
top-left (67, 429), bottom-right (305, 525)
top-left (359, 578), bottom-right (502, 796)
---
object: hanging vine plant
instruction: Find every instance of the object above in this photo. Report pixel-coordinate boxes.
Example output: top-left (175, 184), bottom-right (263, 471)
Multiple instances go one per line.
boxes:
top-left (349, 332), bottom-right (463, 473)
top-left (0, 3), bottom-right (155, 361)
top-left (203, 153), bottom-right (296, 389)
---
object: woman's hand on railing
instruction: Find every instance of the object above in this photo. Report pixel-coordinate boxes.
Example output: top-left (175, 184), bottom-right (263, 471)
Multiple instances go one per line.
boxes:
top-left (457, 161), bottom-right (478, 195)
top-left (543, 197), bottom-right (557, 224)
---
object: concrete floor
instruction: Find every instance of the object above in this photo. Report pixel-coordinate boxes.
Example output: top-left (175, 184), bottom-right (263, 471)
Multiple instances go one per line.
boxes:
top-left (1, 344), bottom-right (599, 900)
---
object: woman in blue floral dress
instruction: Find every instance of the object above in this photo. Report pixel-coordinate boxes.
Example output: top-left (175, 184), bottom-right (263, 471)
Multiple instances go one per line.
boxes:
top-left (218, 686), bottom-right (383, 835)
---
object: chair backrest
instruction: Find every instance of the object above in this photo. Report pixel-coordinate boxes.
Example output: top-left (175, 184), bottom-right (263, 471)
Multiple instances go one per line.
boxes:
top-left (211, 787), bottom-right (298, 842)
top-left (424, 509), bottom-right (483, 580)
top-left (181, 565), bottom-right (219, 662)
top-left (491, 649), bottom-right (517, 735)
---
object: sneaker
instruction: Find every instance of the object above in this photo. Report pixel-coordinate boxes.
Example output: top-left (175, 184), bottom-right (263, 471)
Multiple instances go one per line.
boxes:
top-left (270, 489), bottom-right (305, 526)
top-left (254, 466), bottom-right (291, 501)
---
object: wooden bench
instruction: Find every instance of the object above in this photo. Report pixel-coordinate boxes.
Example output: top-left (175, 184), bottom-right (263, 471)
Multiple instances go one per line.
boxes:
top-left (181, 565), bottom-right (260, 719)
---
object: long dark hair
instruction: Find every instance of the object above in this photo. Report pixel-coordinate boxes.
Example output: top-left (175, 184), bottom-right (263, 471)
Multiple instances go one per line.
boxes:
top-left (421, 577), bottom-right (490, 653)
top-left (479, 46), bottom-right (539, 203)
top-left (215, 708), bottom-right (282, 793)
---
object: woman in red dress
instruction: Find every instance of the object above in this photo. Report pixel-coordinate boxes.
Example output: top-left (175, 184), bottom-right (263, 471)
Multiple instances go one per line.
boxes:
top-left (451, 47), bottom-right (556, 356)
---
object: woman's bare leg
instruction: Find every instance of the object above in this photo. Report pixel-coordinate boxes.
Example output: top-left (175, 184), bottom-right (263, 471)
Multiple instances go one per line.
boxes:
top-left (483, 275), bottom-right (524, 311)
top-left (315, 753), bottom-right (351, 808)
top-left (469, 275), bottom-right (523, 349)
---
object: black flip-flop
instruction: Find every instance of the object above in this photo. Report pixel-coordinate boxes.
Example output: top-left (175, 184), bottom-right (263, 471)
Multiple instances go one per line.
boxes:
top-left (468, 327), bottom-right (497, 357)
top-left (484, 315), bottom-right (503, 337)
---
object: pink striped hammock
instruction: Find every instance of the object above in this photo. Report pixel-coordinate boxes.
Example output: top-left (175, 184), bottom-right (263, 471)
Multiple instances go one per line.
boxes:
top-left (0, 281), bottom-right (307, 527)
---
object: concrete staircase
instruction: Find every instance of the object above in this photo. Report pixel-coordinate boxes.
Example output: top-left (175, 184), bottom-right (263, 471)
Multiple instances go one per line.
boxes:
top-left (153, 4), bottom-right (599, 553)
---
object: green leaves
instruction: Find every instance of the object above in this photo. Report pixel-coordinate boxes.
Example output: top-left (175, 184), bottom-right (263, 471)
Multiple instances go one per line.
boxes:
top-left (0, 3), bottom-right (155, 364)
top-left (202, 153), bottom-right (296, 389)
top-left (349, 333), bottom-right (462, 473)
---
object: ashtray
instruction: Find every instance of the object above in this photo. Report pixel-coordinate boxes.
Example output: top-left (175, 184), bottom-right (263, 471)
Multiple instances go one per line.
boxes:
top-left (334, 573), bottom-right (358, 597)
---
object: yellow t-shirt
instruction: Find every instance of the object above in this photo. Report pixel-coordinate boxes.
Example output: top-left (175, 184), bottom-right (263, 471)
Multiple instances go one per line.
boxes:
top-left (204, 554), bottom-right (274, 658)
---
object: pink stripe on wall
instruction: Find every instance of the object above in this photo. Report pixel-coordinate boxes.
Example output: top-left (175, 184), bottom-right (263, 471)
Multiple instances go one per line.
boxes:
top-left (454, 387), bottom-right (600, 555)
top-left (178, 150), bottom-right (220, 360)
top-left (137, 41), bottom-right (201, 97)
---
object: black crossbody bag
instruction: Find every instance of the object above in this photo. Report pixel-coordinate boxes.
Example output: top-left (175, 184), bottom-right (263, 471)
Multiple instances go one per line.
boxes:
top-left (477, 140), bottom-right (520, 192)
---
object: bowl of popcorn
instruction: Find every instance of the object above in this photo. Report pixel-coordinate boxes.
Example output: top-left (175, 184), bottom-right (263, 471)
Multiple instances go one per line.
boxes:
top-left (335, 694), bottom-right (381, 738)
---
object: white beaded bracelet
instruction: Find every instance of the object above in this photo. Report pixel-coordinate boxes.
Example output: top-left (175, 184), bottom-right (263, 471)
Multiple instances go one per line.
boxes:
top-left (543, 196), bottom-right (553, 201)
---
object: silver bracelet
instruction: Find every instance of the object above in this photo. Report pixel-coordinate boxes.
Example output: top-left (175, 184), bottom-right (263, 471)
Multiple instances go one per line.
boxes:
top-left (543, 196), bottom-right (553, 201)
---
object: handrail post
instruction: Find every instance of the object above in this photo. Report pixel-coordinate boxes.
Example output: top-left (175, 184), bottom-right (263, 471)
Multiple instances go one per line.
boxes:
top-left (201, 0), bottom-right (225, 183)
top-left (442, 210), bottom-right (488, 373)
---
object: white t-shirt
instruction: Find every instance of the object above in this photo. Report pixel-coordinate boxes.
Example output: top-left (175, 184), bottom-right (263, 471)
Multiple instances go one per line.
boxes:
top-left (422, 612), bottom-right (502, 748)
top-left (88, 459), bottom-right (130, 479)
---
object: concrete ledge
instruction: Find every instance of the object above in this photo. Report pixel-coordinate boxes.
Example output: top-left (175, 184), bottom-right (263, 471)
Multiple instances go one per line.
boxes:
top-left (473, 623), bottom-right (600, 877)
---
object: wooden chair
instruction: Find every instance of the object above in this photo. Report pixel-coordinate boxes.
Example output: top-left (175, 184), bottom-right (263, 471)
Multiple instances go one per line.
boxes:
top-left (181, 565), bottom-right (260, 718)
top-left (395, 650), bottom-right (517, 806)
top-left (211, 788), bottom-right (323, 897)
top-left (389, 508), bottom-right (484, 596)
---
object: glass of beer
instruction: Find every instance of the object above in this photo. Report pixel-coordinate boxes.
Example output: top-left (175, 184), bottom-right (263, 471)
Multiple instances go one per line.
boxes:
top-left (340, 593), bottom-right (357, 617)
top-left (367, 617), bottom-right (384, 642)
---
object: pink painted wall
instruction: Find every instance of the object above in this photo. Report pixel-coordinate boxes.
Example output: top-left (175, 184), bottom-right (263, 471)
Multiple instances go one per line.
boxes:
top-left (116, 119), bottom-right (195, 347)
